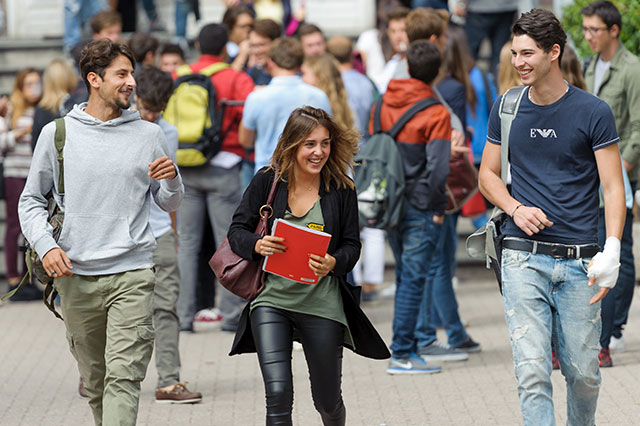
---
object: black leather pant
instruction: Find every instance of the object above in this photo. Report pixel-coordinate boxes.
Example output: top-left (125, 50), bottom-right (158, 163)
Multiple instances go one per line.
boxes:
top-left (250, 306), bottom-right (346, 426)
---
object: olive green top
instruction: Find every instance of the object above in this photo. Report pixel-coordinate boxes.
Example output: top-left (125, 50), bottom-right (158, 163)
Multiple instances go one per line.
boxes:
top-left (585, 43), bottom-right (640, 179)
top-left (251, 197), bottom-right (352, 345)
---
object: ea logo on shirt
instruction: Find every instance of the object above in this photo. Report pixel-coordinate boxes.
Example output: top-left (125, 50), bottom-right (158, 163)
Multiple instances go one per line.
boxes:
top-left (530, 128), bottom-right (558, 138)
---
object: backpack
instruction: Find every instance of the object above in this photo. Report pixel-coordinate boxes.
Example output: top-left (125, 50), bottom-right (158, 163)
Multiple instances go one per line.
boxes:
top-left (465, 85), bottom-right (527, 292)
top-left (164, 62), bottom-right (229, 167)
top-left (354, 97), bottom-right (440, 229)
top-left (1, 118), bottom-right (66, 319)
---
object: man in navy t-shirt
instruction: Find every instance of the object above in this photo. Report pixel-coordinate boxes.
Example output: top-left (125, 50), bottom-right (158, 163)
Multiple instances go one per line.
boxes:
top-left (478, 9), bottom-right (625, 426)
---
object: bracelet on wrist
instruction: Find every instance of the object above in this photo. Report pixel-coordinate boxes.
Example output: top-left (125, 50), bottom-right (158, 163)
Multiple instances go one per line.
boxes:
top-left (510, 203), bottom-right (524, 217)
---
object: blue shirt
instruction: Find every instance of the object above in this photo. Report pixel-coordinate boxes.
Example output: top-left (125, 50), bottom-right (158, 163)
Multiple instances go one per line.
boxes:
top-left (468, 67), bottom-right (497, 163)
top-left (243, 76), bottom-right (332, 174)
top-left (247, 65), bottom-right (272, 86)
top-left (149, 117), bottom-right (178, 239)
top-left (341, 69), bottom-right (377, 136)
top-left (487, 85), bottom-right (619, 245)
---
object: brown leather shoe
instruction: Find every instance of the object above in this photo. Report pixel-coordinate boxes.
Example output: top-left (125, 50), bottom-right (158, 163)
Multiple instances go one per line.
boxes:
top-left (155, 383), bottom-right (203, 404)
top-left (78, 377), bottom-right (89, 398)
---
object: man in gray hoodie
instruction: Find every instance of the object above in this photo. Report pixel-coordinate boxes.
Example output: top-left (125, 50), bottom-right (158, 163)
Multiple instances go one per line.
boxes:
top-left (19, 39), bottom-right (184, 426)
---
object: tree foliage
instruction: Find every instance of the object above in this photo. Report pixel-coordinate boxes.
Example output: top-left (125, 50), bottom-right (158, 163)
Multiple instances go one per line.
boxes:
top-left (562, 0), bottom-right (640, 58)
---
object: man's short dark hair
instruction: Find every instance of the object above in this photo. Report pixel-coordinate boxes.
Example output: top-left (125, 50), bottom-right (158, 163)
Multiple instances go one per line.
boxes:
top-left (128, 32), bottom-right (159, 63)
top-left (407, 40), bottom-right (441, 84)
top-left (406, 7), bottom-right (446, 43)
top-left (387, 6), bottom-right (411, 24)
top-left (268, 37), bottom-right (304, 70)
top-left (90, 10), bottom-right (122, 34)
top-left (159, 43), bottom-right (185, 60)
top-left (222, 5), bottom-right (254, 32)
top-left (298, 23), bottom-right (324, 39)
top-left (135, 66), bottom-right (174, 111)
top-left (71, 40), bottom-right (90, 69)
top-left (581, 1), bottom-right (622, 32)
top-left (512, 8), bottom-right (567, 66)
top-left (198, 23), bottom-right (228, 56)
top-left (80, 39), bottom-right (136, 93)
top-left (253, 18), bottom-right (281, 41)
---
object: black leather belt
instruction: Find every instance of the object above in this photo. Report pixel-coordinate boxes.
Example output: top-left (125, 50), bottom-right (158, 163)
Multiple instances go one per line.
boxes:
top-left (503, 238), bottom-right (600, 259)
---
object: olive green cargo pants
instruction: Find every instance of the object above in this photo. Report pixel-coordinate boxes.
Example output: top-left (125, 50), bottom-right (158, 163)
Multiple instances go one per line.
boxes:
top-left (55, 268), bottom-right (155, 426)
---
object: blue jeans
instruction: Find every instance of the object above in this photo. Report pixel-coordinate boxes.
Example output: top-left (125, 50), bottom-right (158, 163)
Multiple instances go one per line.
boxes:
top-left (176, 164), bottom-right (245, 330)
top-left (141, 0), bottom-right (158, 21)
top-left (415, 214), bottom-right (468, 348)
top-left (241, 159), bottom-right (255, 191)
top-left (464, 10), bottom-right (517, 76)
top-left (64, 0), bottom-right (107, 51)
top-left (598, 208), bottom-right (635, 346)
top-left (387, 204), bottom-right (443, 357)
top-left (174, 0), bottom-right (191, 39)
top-left (502, 246), bottom-right (600, 426)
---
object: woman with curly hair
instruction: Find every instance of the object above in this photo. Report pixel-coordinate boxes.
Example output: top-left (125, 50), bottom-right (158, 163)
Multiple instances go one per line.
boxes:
top-left (227, 106), bottom-right (389, 425)
top-left (301, 53), bottom-right (355, 132)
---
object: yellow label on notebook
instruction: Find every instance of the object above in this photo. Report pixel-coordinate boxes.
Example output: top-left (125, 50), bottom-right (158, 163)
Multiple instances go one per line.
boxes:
top-left (308, 223), bottom-right (324, 232)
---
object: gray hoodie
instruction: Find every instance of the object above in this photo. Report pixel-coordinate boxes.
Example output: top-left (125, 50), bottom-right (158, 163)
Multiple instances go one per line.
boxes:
top-left (19, 104), bottom-right (184, 275)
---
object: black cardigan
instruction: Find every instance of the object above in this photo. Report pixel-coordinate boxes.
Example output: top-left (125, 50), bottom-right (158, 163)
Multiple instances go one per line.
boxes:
top-left (227, 168), bottom-right (390, 360)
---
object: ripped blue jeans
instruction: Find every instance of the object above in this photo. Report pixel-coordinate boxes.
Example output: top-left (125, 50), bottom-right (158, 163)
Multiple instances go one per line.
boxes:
top-left (502, 247), bottom-right (601, 426)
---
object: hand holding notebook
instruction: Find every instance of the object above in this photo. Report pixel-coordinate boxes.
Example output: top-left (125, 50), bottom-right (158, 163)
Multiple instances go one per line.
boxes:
top-left (263, 219), bottom-right (332, 284)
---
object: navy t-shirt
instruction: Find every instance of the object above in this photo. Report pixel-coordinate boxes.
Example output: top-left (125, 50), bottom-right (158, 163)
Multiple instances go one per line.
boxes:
top-left (487, 84), bottom-right (619, 245)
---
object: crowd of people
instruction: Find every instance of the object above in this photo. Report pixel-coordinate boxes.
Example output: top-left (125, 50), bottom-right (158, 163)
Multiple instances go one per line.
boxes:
top-left (1, 0), bottom-right (639, 425)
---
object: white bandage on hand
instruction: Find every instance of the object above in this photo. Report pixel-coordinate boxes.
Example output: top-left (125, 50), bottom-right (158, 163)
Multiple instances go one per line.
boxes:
top-left (587, 237), bottom-right (621, 289)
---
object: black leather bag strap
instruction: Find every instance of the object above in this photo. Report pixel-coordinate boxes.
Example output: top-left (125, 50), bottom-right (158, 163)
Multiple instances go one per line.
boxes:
top-left (372, 97), bottom-right (384, 135)
top-left (256, 170), bottom-right (281, 236)
top-left (480, 69), bottom-right (494, 113)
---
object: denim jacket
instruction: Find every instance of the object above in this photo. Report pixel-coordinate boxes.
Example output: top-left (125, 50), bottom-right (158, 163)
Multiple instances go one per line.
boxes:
top-left (585, 44), bottom-right (640, 180)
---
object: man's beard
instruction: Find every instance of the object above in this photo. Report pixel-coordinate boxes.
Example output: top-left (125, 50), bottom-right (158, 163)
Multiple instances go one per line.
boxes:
top-left (115, 97), bottom-right (131, 110)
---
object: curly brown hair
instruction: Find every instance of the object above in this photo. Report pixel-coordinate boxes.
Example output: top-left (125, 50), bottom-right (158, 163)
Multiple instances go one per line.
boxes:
top-left (269, 106), bottom-right (359, 192)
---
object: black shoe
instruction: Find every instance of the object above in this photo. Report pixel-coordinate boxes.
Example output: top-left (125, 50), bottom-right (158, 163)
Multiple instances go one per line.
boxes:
top-left (221, 322), bottom-right (238, 333)
top-left (8, 282), bottom-right (43, 301)
top-left (453, 336), bottom-right (482, 353)
top-left (179, 323), bottom-right (194, 333)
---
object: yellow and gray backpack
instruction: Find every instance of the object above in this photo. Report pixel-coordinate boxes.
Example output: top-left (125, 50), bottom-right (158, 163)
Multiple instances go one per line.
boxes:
top-left (164, 62), bottom-right (229, 167)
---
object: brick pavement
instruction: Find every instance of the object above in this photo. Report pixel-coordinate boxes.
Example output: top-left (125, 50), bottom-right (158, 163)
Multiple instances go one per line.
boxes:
top-left (1, 266), bottom-right (639, 426)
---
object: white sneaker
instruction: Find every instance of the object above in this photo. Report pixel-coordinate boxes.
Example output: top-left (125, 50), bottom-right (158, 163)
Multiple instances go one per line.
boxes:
top-left (610, 335), bottom-right (625, 353)
top-left (194, 308), bottom-right (223, 323)
top-left (381, 284), bottom-right (396, 298)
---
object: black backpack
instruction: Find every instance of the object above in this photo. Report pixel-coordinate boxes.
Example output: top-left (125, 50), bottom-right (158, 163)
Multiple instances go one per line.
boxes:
top-left (354, 97), bottom-right (440, 229)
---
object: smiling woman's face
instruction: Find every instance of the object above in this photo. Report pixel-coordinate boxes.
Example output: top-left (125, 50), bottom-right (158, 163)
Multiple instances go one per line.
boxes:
top-left (294, 125), bottom-right (331, 179)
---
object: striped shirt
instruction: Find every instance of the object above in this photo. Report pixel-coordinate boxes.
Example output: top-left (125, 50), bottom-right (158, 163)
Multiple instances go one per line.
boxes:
top-left (0, 107), bottom-right (34, 179)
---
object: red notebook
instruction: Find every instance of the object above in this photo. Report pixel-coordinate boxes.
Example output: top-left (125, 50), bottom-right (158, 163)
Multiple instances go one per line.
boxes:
top-left (262, 218), bottom-right (332, 284)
